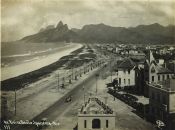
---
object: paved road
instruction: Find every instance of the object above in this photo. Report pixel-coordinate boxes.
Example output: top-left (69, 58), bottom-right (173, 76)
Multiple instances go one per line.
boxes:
top-left (10, 60), bottom-right (111, 130)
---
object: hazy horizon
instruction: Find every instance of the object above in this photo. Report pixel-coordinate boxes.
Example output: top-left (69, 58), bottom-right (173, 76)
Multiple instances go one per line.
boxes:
top-left (2, 0), bottom-right (175, 42)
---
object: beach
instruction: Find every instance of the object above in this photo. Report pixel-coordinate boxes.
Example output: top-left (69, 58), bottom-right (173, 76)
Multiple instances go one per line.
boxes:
top-left (1, 43), bottom-right (83, 81)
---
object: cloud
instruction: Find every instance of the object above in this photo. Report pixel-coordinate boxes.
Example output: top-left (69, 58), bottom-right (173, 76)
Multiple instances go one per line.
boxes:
top-left (1, 0), bottom-right (175, 42)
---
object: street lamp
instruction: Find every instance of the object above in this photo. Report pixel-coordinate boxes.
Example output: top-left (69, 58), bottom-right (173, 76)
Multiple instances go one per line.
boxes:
top-left (57, 72), bottom-right (59, 89)
top-left (14, 89), bottom-right (16, 116)
top-left (72, 67), bottom-right (74, 80)
top-left (95, 73), bottom-right (99, 95)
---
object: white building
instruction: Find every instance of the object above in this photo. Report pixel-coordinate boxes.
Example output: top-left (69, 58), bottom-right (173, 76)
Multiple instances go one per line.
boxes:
top-left (115, 58), bottom-right (137, 88)
top-left (149, 62), bottom-right (174, 83)
top-left (144, 51), bottom-right (174, 84)
top-left (144, 50), bottom-right (174, 97)
top-left (78, 97), bottom-right (116, 130)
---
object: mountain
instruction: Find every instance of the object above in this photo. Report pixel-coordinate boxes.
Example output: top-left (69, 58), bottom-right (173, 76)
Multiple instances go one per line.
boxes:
top-left (21, 21), bottom-right (175, 44)
top-left (21, 21), bottom-right (77, 43)
top-left (71, 28), bottom-right (81, 33)
top-left (76, 23), bottom-right (125, 43)
top-left (76, 23), bottom-right (175, 44)
top-left (128, 23), bottom-right (175, 44)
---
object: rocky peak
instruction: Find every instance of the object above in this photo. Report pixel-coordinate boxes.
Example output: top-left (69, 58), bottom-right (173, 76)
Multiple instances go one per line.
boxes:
top-left (56, 21), bottom-right (64, 28)
top-left (63, 24), bottom-right (69, 30)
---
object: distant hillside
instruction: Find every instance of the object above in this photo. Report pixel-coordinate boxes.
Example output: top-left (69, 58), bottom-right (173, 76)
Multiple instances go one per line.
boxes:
top-left (21, 21), bottom-right (175, 44)
top-left (21, 21), bottom-right (77, 43)
top-left (128, 23), bottom-right (175, 44)
top-left (76, 23), bottom-right (175, 44)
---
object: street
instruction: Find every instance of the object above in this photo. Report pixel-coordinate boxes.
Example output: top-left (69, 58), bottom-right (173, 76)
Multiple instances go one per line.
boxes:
top-left (9, 53), bottom-right (156, 130)
top-left (10, 57), bottom-right (110, 130)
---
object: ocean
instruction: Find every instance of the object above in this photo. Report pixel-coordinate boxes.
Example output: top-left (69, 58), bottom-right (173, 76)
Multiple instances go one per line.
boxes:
top-left (1, 42), bottom-right (82, 81)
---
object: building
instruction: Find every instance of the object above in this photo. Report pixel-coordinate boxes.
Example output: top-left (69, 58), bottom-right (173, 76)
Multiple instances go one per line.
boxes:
top-left (166, 60), bottom-right (175, 74)
top-left (116, 58), bottom-right (136, 88)
top-left (78, 97), bottom-right (115, 130)
top-left (149, 62), bottom-right (174, 83)
top-left (144, 50), bottom-right (174, 96)
top-left (148, 78), bottom-right (175, 130)
top-left (114, 58), bottom-right (145, 94)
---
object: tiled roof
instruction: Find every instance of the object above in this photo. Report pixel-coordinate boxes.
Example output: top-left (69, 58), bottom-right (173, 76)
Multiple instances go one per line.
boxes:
top-left (130, 57), bottom-right (146, 64)
top-left (156, 65), bottom-right (173, 74)
top-left (117, 58), bottom-right (136, 69)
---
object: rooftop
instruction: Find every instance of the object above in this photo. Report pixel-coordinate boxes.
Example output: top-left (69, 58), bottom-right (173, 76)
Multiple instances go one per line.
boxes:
top-left (149, 78), bottom-right (175, 92)
top-left (79, 97), bottom-right (114, 115)
top-left (156, 65), bottom-right (173, 74)
top-left (117, 58), bottom-right (136, 69)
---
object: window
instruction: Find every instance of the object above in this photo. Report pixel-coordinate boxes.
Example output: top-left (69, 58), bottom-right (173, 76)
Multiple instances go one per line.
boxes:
top-left (124, 79), bottom-right (126, 84)
top-left (128, 79), bottom-right (130, 85)
top-left (152, 76), bottom-right (154, 82)
top-left (84, 120), bottom-right (87, 128)
top-left (128, 69), bottom-right (130, 74)
top-left (158, 75), bottom-right (160, 81)
top-left (106, 120), bottom-right (108, 128)
top-left (163, 75), bottom-right (165, 80)
top-left (124, 70), bottom-right (126, 74)
top-left (151, 67), bottom-right (156, 73)
top-left (167, 75), bottom-right (169, 79)
top-left (119, 78), bottom-right (121, 84)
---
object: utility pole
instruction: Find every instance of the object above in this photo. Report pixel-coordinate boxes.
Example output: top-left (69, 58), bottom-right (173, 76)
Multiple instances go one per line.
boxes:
top-left (79, 68), bottom-right (82, 77)
top-left (83, 84), bottom-right (86, 104)
top-left (104, 96), bottom-right (108, 104)
top-left (95, 74), bottom-right (99, 95)
top-left (110, 59), bottom-right (113, 83)
top-left (84, 91), bottom-right (85, 104)
top-left (57, 72), bottom-right (59, 89)
top-left (75, 70), bottom-right (77, 80)
top-left (62, 77), bottom-right (65, 88)
top-left (72, 67), bottom-right (74, 80)
top-left (14, 89), bottom-right (16, 116)
top-left (84, 94), bottom-right (86, 104)
top-left (84, 65), bottom-right (86, 74)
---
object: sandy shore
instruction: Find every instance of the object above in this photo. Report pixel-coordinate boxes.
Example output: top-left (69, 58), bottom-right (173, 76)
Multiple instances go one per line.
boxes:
top-left (1, 43), bottom-right (83, 81)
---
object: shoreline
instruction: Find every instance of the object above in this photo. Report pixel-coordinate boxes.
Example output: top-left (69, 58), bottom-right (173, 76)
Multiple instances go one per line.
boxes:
top-left (1, 43), bottom-right (83, 81)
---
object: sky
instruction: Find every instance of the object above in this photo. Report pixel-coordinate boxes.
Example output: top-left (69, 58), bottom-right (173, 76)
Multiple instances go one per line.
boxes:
top-left (1, 0), bottom-right (175, 42)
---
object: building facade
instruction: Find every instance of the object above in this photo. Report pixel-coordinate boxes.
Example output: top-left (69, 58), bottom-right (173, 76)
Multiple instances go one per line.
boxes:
top-left (115, 58), bottom-right (136, 88)
top-left (148, 78), bottom-right (175, 130)
top-left (78, 97), bottom-right (116, 130)
top-left (114, 58), bottom-right (145, 94)
top-left (144, 50), bottom-right (174, 97)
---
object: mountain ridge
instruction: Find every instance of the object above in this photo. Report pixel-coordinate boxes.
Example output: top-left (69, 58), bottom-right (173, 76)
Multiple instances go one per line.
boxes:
top-left (20, 21), bottom-right (175, 44)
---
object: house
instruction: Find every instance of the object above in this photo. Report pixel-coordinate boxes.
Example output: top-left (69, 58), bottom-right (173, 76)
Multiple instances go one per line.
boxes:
top-left (129, 52), bottom-right (146, 60)
top-left (144, 50), bottom-right (174, 83)
top-left (144, 50), bottom-right (174, 96)
top-left (148, 78), bottom-right (175, 130)
top-left (166, 60), bottom-right (175, 74)
top-left (115, 58), bottom-right (136, 88)
top-left (78, 97), bottom-right (115, 130)
top-left (114, 58), bottom-right (145, 94)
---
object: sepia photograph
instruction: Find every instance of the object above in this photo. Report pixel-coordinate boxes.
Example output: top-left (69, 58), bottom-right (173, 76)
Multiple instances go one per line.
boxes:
top-left (1, 0), bottom-right (175, 130)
